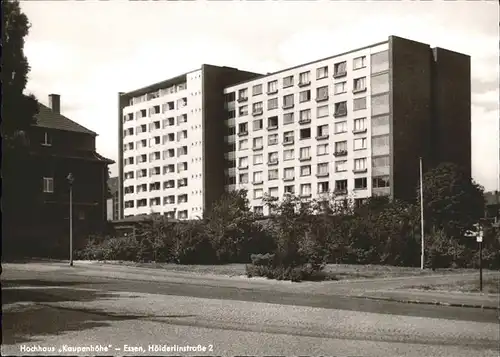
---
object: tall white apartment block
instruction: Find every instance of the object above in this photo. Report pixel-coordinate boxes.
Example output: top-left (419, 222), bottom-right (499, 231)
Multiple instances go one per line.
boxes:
top-left (117, 65), bottom-right (262, 220)
top-left (223, 36), bottom-right (472, 215)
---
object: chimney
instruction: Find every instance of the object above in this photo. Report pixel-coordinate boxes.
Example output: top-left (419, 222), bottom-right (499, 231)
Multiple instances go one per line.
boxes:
top-left (48, 94), bottom-right (60, 114)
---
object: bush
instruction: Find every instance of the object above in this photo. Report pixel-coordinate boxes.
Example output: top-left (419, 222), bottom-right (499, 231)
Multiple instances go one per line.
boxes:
top-left (76, 235), bottom-right (139, 261)
top-left (245, 263), bottom-right (327, 282)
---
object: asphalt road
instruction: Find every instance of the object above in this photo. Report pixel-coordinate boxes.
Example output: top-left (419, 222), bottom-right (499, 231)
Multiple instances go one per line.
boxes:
top-left (2, 268), bottom-right (500, 357)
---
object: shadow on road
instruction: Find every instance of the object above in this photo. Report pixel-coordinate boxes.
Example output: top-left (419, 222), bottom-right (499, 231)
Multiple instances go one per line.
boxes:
top-left (1, 278), bottom-right (137, 346)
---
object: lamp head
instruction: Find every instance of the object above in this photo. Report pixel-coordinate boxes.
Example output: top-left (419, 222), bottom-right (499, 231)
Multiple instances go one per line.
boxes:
top-left (67, 173), bottom-right (74, 184)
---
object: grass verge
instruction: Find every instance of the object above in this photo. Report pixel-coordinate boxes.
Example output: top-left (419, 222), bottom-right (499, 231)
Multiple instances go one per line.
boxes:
top-left (405, 276), bottom-right (500, 294)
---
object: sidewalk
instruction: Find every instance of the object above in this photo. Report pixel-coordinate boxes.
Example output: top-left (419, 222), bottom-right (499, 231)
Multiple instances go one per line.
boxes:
top-left (3, 261), bottom-right (499, 310)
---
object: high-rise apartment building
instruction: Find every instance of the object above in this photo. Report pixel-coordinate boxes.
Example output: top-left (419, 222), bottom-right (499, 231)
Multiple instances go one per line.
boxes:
top-left (223, 36), bottom-right (471, 215)
top-left (118, 65), bottom-right (262, 219)
top-left (118, 36), bottom-right (471, 219)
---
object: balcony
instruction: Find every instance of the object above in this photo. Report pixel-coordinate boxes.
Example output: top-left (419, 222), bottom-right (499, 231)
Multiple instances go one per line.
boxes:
top-left (334, 110), bottom-right (347, 118)
top-left (238, 165), bottom-right (249, 170)
top-left (353, 168), bottom-right (368, 174)
top-left (299, 156), bottom-right (311, 162)
top-left (282, 103), bottom-right (294, 110)
top-left (315, 96), bottom-right (329, 103)
top-left (316, 172), bottom-right (329, 178)
top-left (299, 118), bottom-right (311, 125)
top-left (316, 135), bottom-right (329, 141)
top-left (252, 109), bottom-right (263, 116)
top-left (252, 146), bottom-right (264, 152)
top-left (252, 181), bottom-right (264, 185)
top-left (333, 71), bottom-right (347, 79)
top-left (334, 188), bottom-right (348, 195)
top-left (267, 89), bottom-right (278, 95)
top-left (353, 128), bottom-right (368, 134)
top-left (283, 139), bottom-right (294, 146)
top-left (352, 88), bottom-right (367, 94)
top-left (238, 131), bottom-right (248, 137)
top-left (333, 150), bottom-right (348, 157)
top-left (267, 125), bottom-right (278, 131)
top-left (237, 97), bottom-right (248, 103)
top-left (298, 81), bottom-right (311, 88)
top-left (283, 177), bottom-right (295, 182)
top-left (268, 160), bottom-right (279, 166)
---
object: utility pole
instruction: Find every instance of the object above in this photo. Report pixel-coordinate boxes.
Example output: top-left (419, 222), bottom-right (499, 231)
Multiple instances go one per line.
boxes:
top-left (67, 173), bottom-right (74, 267)
top-left (420, 157), bottom-right (425, 270)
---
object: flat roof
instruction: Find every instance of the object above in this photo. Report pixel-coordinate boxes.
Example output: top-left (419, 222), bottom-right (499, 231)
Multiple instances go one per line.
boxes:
top-left (224, 38), bottom-right (389, 90)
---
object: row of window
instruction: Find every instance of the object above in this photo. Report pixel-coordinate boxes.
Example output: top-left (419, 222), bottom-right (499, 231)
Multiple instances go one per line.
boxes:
top-left (124, 162), bottom-right (189, 179)
top-left (124, 146), bottom-right (189, 166)
top-left (123, 115), bottom-right (189, 137)
top-left (248, 175), bottom-right (390, 200)
top-left (124, 195), bottom-right (191, 208)
top-left (123, 97), bottom-right (188, 122)
top-left (229, 54), bottom-right (384, 102)
top-left (123, 178), bottom-right (191, 194)
top-left (127, 83), bottom-right (188, 107)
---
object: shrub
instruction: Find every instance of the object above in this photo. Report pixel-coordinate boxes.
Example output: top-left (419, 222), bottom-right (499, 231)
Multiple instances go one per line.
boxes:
top-left (76, 235), bottom-right (139, 261)
top-left (245, 263), bottom-right (328, 282)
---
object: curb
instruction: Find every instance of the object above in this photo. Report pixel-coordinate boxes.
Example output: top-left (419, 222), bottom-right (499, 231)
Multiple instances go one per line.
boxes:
top-left (352, 295), bottom-right (500, 311)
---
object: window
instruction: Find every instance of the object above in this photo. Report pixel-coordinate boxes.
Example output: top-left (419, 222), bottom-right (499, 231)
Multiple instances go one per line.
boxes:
top-left (268, 116), bottom-right (278, 129)
top-left (334, 81), bottom-right (347, 94)
top-left (137, 199), bottom-right (147, 207)
top-left (300, 165), bottom-right (311, 177)
top-left (335, 179), bottom-right (348, 192)
top-left (239, 139), bottom-right (248, 150)
top-left (371, 50), bottom-right (389, 74)
top-left (354, 138), bottom-right (367, 150)
top-left (354, 158), bottom-right (367, 172)
top-left (42, 132), bottom-right (52, 146)
top-left (138, 169), bottom-right (147, 177)
top-left (335, 141), bottom-right (348, 153)
top-left (269, 187), bottom-right (279, 197)
top-left (335, 160), bottom-right (347, 172)
top-left (283, 94), bottom-right (294, 108)
top-left (238, 88), bottom-right (248, 101)
top-left (137, 184), bottom-right (147, 193)
top-left (283, 112), bottom-right (294, 125)
top-left (177, 114), bottom-right (187, 124)
top-left (334, 121), bottom-right (347, 134)
top-left (317, 105), bottom-right (329, 118)
top-left (371, 93), bottom-right (390, 116)
top-left (283, 148), bottom-right (294, 160)
top-left (150, 167), bottom-right (161, 176)
top-left (239, 105), bottom-right (248, 116)
top-left (253, 171), bottom-right (263, 183)
top-left (268, 97), bottom-right (278, 110)
top-left (372, 155), bottom-right (390, 167)
top-left (150, 151), bottom-right (161, 161)
top-left (267, 80), bottom-right (278, 94)
top-left (137, 154), bottom-right (147, 163)
top-left (300, 128), bottom-right (311, 140)
top-left (284, 185), bottom-right (295, 194)
top-left (300, 183), bottom-right (312, 196)
top-left (178, 130), bottom-right (188, 140)
top-left (317, 124), bottom-right (329, 138)
top-left (299, 109), bottom-right (311, 123)
top-left (164, 180), bottom-right (175, 189)
top-left (227, 110), bottom-right (235, 119)
top-left (178, 178), bottom-right (188, 187)
top-left (253, 119), bottom-right (263, 131)
top-left (317, 163), bottom-right (329, 176)
top-left (253, 137), bottom-right (263, 149)
top-left (300, 146), bottom-right (311, 160)
top-left (252, 102), bottom-right (263, 115)
top-left (353, 77), bottom-right (367, 92)
top-left (372, 134), bottom-right (390, 147)
top-left (316, 86), bottom-right (329, 101)
top-left (124, 171), bottom-right (134, 180)
top-left (253, 154), bottom-right (263, 165)
top-left (125, 200), bottom-right (134, 208)
top-left (252, 84), bottom-right (263, 96)
top-left (177, 194), bottom-right (188, 204)
top-left (353, 97), bottom-right (367, 111)
top-left (371, 72), bottom-right (389, 95)
top-left (334, 61), bottom-right (347, 77)
top-left (283, 131), bottom-right (294, 144)
top-left (150, 182), bottom-right (161, 191)
top-left (317, 143), bottom-right (329, 155)
top-left (163, 164), bottom-right (174, 174)
top-left (239, 173), bottom-right (249, 184)
top-left (355, 177), bottom-right (368, 190)
top-left (42, 177), bottom-right (54, 193)
top-left (268, 134), bottom-right (278, 145)
top-left (354, 118), bottom-right (366, 132)
top-left (254, 206), bottom-right (264, 215)
top-left (254, 188), bottom-right (263, 199)
top-left (299, 90), bottom-right (311, 103)
top-left (239, 156), bottom-right (248, 168)
top-left (177, 162), bottom-right (188, 172)
top-left (334, 101), bottom-right (347, 117)
top-left (177, 146), bottom-right (188, 156)
top-left (372, 115), bottom-right (390, 135)
top-left (268, 169), bottom-right (279, 180)
top-left (316, 66), bottom-right (328, 79)
top-left (299, 71), bottom-right (310, 85)
top-left (373, 175), bottom-right (390, 188)
top-left (318, 181), bottom-right (329, 193)
top-left (239, 122), bottom-right (248, 135)
top-left (284, 167), bottom-right (295, 180)
top-left (268, 151), bottom-right (279, 164)
top-left (353, 56), bottom-right (366, 70)
top-left (283, 75), bottom-right (294, 88)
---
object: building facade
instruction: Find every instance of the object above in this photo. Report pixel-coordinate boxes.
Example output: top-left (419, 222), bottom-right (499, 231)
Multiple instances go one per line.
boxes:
top-left (118, 65), bottom-right (262, 219)
top-left (118, 36), bottom-right (471, 219)
top-left (2, 94), bottom-right (114, 258)
top-left (107, 176), bottom-right (119, 221)
top-left (223, 36), bottom-right (471, 215)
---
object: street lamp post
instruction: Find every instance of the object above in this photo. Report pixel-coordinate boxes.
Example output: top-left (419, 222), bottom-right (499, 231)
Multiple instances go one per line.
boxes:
top-left (67, 173), bottom-right (74, 267)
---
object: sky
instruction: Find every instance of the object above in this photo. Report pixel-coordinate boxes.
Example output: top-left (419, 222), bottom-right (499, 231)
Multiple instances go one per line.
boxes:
top-left (21, 0), bottom-right (499, 192)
